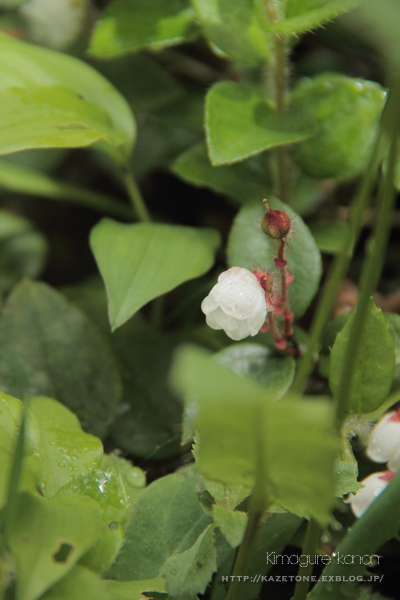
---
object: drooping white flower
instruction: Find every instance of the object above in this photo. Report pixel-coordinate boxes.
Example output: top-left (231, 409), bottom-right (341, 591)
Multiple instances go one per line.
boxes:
top-left (366, 410), bottom-right (400, 471)
top-left (346, 471), bottom-right (395, 518)
top-left (201, 267), bottom-right (267, 341)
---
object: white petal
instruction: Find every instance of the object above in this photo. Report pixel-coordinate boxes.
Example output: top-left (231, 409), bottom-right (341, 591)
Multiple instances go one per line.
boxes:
top-left (201, 294), bottom-right (219, 315)
top-left (206, 307), bottom-right (238, 333)
top-left (366, 411), bottom-right (400, 463)
top-left (205, 310), bottom-right (223, 330)
top-left (226, 319), bottom-right (251, 341)
top-left (347, 472), bottom-right (390, 518)
top-left (218, 266), bottom-right (241, 283)
top-left (388, 446), bottom-right (400, 471)
top-left (248, 291), bottom-right (268, 335)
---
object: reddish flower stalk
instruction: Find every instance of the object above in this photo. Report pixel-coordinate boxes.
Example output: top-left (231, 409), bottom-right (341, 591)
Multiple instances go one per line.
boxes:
top-left (267, 311), bottom-right (287, 350)
top-left (276, 239), bottom-right (294, 338)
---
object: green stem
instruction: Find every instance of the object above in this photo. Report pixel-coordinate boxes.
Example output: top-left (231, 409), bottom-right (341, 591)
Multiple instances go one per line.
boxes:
top-left (58, 184), bottom-right (134, 219)
top-left (291, 104), bottom-right (391, 396)
top-left (292, 519), bottom-right (321, 600)
top-left (334, 80), bottom-right (400, 426)
top-left (265, 0), bottom-right (290, 205)
top-left (226, 408), bottom-right (268, 600)
top-left (120, 167), bottom-right (151, 222)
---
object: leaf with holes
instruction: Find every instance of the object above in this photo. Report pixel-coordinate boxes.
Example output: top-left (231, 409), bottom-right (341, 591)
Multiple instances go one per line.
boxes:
top-left (8, 493), bottom-right (103, 600)
top-left (90, 219), bottom-right (220, 331)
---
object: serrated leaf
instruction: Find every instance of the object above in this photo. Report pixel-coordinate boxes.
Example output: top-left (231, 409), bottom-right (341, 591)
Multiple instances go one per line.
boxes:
top-left (164, 524), bottom-right (217, 599)
top-left (227, 199), bottom-right (321, 318)
top-left (215, 343), bottom-right (295, 398)
top-left (204, 480), bottom-right (249, 511)
top-left (268, 0), bottom-right (362, 35)
top-left (329, 298), bottom-right (395, 414)
top-left (206, 82), bottom-right (315, 165)
top-left (171, 143), bottom-right (272, 203)
top-left (172, 346), bottom-right (338, 524)
top-left (89, 0), bottom-right (197, 58)
top-left (0, 280), bottom-right (122, 438)
top-left (212, 505), bottom-right (247, 548)
top-left (9, 493), bottom-right (103, 600)
top-left (90, 219), bottom-right (220, 330)
top-left (291, 73), bottom-right (386, 179)
top-left (0, 32), bottom-right (134, 162)
top-left (108, 469), bottom-right (213, 587)
top-left (28, 397), bottom-right (103, 499)
top-left (192, 0), bottom-right (270, 64)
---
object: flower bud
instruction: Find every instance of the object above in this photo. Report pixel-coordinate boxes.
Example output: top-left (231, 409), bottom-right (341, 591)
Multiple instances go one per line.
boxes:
top-left (201, 267), bottom-right (267, 341)
top-left (261, 199), bottom-right (291, 240)
top-left (346, 471), bottom-right (395, 518)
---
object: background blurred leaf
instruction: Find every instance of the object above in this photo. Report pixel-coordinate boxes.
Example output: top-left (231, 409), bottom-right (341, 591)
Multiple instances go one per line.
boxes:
top-left (227, 199), bottom-right (322, 318)
top-left (291, 73), bottom-right (385, 179)
top-left (89, 0), bottom-right (197, 58)
top-left (0, 32), bottom-right (135, 162)
top-left (309, 221), bottom-right (349, 254)
top-left (41, 566), bottom-right (110, 600)
top-left (90, 219), bottom-right (220, 330)
top-left (329, 298), bottom-right (395, 414)
top-left (0, 280), bottom-right (122, 438)
top-left (192, 0), bottom-right (270, 64)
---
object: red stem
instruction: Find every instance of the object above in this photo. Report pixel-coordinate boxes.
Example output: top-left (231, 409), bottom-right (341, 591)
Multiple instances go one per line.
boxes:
top-left (277, 240), bottom-right (294, 337)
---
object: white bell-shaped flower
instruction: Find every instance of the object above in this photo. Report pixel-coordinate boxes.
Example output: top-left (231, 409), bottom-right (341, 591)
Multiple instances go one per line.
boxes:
top-left (346, 471), bottom-right (395, 518)
top-left (366, 410), bottom-right (400, 471)
top-left (201, 267), bottom-right (267, 341)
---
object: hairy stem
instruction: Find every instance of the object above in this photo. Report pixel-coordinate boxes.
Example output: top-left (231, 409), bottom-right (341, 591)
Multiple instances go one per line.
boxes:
top-left (120, 167), bottom-right (152, 222)
top-left (277, 239), bottom-right (294, 337)
top-left (268, 310), bottom-right (286, 349)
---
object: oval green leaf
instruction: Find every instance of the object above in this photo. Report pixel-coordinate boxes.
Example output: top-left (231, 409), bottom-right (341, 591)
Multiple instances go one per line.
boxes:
top-left (89, 0), bottom-right (197, 58)
top-left (227, 199), bottom-right (322, 318)
top-left (329, 298), bottom-right (395, 414)
top-left (291, 73), bottom-right (386, 179)
top-left (0, 32), bottom-right (135, 162)
top-left (206, 82), bottom-right (315, 166)
top-left (90, 219), bottom-right (220, 331)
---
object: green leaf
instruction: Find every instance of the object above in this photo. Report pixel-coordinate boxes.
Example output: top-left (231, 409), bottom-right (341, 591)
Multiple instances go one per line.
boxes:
top-left (9, 492), bottom-right (103, 600)
top-left (204, 480), bottom-right (249, 511)
top-left (104, 578), bottom-right (166, 600)
top-left (309, 221), bottom-right (349, 254)
top-left (164, 524), bottom-right (217, 599)
top-left (0, 161), bottom-right (133, 220)
top-left (41, 566), bottom-right (110, 600)
top-left (291, 73), bottom-right (386, 179)
top-left (227, 199), bottom-right (322, 318)
top-left (308, 471), bottom-right (400, 600)
top-left (0, 32), bottom-right (134, 162)
top-left (215, 343), bottom-right (295, 398)
top-left (172, 346), bottom-right (338, 524)
top-left (268, 0), bottom-right (362, 35)
top-left (0, 280), bottom-right (122, 438)
top-left (101, 453), bottom-right (146, 504)
top-left (89, 0), bottom-right (197, 58)
top-left (63, 280), bottom-right (184, 460)
top-left (329, 298), bottom-right (395, 414)
top-left (109, 469), bottom-right (214, 597)
top-left (90, 219), bottom-right (220, 331)
top-left (28, 397), bottom-right (103, 499)
top-left (384, 313), bottom-right (400, 365)
top-left (206, 82), bottom-right (315, 165)
top-left (192, 0), bottom-right (270, 64)
top-left (0, 210), bottom-right (47, 292)
top-left (171, 143), bottom-right (272, 203)
top-left (212, 506), bottom-right (247, 548)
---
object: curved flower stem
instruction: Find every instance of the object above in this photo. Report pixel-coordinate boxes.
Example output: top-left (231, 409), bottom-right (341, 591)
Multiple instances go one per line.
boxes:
top-left (277, 239), bottom-right (294, 337)
top-left (120, 166), bottom-right (152, 222)
top-left (268, 311), bottom-right (286, 349)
